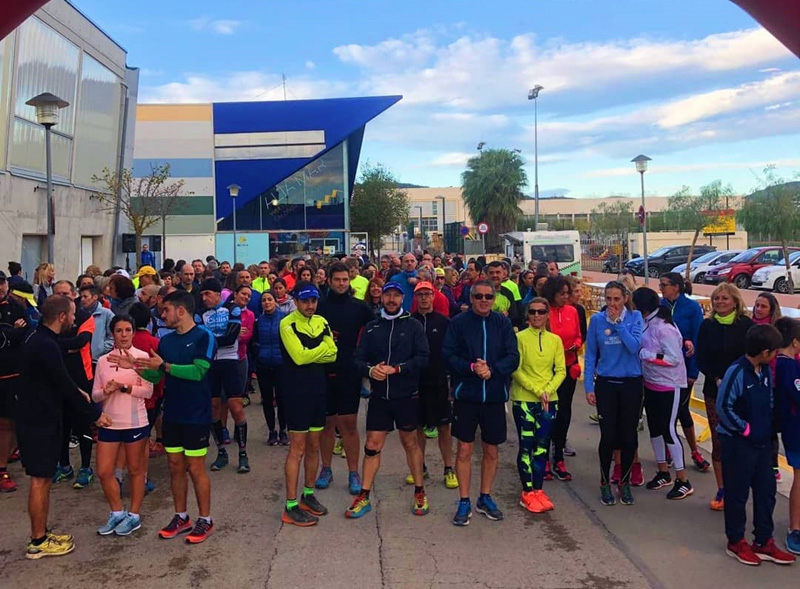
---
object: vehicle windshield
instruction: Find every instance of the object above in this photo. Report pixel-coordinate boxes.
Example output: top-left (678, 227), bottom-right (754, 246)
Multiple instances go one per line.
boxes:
top-left (729, 248), bottom-right (761, 263)
top-left (693, 251), bottom-right (719, 264)
top-left (647, 246), bottom-right (672, 258)
top-left (777, 251), bottom-right (800, 265)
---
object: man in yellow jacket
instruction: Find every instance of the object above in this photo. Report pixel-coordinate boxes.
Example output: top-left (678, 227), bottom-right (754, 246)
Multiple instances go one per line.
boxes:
top-left (511, 297), bottom-right (565, 514)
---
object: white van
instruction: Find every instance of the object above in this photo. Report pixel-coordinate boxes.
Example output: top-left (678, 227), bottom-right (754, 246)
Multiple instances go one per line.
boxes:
top-left (502, 231), bottom-right (582, 276)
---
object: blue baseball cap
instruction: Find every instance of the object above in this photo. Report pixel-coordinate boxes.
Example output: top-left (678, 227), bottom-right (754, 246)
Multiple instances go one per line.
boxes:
top-left (295, 284), bottom-right (320, 300)
top-left (382, 282), bottom-right (404, 295)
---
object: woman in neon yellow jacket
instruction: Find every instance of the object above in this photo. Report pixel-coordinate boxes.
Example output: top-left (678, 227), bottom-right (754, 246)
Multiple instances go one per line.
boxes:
top-left (511, 297), bottom-right (566, 515)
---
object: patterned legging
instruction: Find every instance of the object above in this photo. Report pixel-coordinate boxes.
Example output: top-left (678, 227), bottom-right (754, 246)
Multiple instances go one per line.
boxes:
top-left (512, 401), bottom-right (557, 491)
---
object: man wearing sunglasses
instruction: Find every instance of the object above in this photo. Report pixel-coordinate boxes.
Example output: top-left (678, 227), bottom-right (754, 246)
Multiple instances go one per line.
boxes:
top-left (443, 280), bottom-right (520, 526)
top-left (486, 261), bottom-right (523, 330)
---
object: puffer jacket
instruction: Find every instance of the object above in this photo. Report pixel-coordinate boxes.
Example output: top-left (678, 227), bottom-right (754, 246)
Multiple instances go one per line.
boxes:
top-left (254, 309), bottom-right (285, 367)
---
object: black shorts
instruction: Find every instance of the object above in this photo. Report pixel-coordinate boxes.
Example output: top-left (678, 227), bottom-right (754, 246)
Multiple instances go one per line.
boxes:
top-left (366, 395), bottom-right (418, 433)
top-left (452, 400), bottom-right (507, 445)
top-left (17, 425), bottom-right (60, 478)
top-left (0, 377), bottom-right (18, 420)
top-left (285, 393), bottom-right (326, 433)
top-left (162, 421), bottom-right (210, 457)
top-left (147, 396), bottom-right (163, 427)
top-left (209, 360), bottom-right (243, 399)
top-left (326, 373), bottom-right (361, 417)
top-left (677, 386), bottom-right (694, 429)
top-left (98, 425), bottom-right (150, 444)
top-left (419, 382), bottom-right (452, 428)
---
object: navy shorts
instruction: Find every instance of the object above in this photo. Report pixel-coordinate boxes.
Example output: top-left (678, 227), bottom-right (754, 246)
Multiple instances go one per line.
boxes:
top-left (162, 421), bottom-right (210, 457)
top-left (419, 381), bottom-right (452, 428)
top-left (326, 373), bottom-right (362, 417)
top-left (452, 400), bottom-right (507, 445)
top-left (98, 425), bottom-right (150, 444)
top-left (285, 393), bottom-right (326, 433)
top-left (0, 377), bottom-right (18, 420)
top-left (209, 360), bottom-right (243, 399)
top-left (366, 395), bottom-right (418, 433)
top-left (17, 424), bottom-right (60, 478)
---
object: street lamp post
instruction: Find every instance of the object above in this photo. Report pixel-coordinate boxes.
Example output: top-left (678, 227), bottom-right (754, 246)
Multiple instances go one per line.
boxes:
top-left (26, 93), bottom-right (69, 264)
top-left (435, 195), bottom-right (446, 251)
top-left (414, 205), bottom-right (423, 250)
top-left (631, 155), bottom-right (652, 284)
top-left (528, 85), bottom-right (544, 230)
top-left (228, 184), bottom-right (241, 264)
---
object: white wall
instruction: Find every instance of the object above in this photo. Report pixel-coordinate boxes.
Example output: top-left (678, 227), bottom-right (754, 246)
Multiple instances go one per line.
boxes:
top-left (163, 234), bottom-right (216, 264)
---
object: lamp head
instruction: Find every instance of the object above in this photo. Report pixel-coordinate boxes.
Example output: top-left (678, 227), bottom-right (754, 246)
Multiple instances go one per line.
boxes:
top-left (528, 85), bottom-right (544, 100)
top-left (227, 183), bottom-right (241, 198)
top-left (477, 141), bottom-right (486, 151)
top-left (25, 92), bottom-right (69, 127)
top-left (631, 154), bottom-right (652, 174)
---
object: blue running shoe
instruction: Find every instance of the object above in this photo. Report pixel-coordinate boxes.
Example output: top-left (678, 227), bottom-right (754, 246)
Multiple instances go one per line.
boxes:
top-left (315, 466), bottom-right (333, 489)
top-left (345, 492), bottom-right (371, 519)
top-left (360, 386), bottom-right (370, 399)
top-left (787, 530), bottom-right (800, 555)
top-left (73, 467), bottom-right (94, 489)
top-left (453, 499), bottom-right (472, 526)
top-left (145, 478), bottom-right (156, 494)
top-left (348, 471), bottom-right (362, 495)
top-left (113, 513), bottom-right (142, 536)
top-left (52, 465), bottom-right (74, 484)
top-left (98, 512), bottom-right (127, 536)
top-left (221, 427), bottom-right (231, 445)
top-left (476, 495), bottom-right (504, 521)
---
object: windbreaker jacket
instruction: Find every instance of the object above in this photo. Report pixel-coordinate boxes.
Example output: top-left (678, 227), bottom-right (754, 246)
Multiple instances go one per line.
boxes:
top-left (85, 302), bottom-right (114, 360)
top-left (639, 313), bottom-right (687, 389)
top-left (354, 313), bottom-right (429, 400)
top-left (775, 354), bottom-right (800, 453)
top-left (254, 309), bottom-right (286, 367)
top-left (279, 310), bottom-right (337, 394)
top-left (716, 356), bottom-right (773, 444)
top-left (661, 294), bottom-right (704, 379)
top-left (317, 291), bottom-right (374, 379)
top-left (0, 296), bottom-right (27, 378)
top-left (548, 304), bottom-right (582, 367)
top-left (511, 327), bottom-right (566, 403)
top-left (412, 311), bottom-right (450, 387)
top-left (443, 310), bottom-right (520, 404)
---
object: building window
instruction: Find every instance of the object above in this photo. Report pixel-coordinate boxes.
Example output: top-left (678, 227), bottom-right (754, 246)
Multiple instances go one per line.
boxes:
top-left (432, 201), bottom-right (438, 216)
top-left (421, 216), bottom-right (438, 234)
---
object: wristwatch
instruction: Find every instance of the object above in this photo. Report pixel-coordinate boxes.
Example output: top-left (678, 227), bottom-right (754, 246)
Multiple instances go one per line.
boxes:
top-left (159, 362), bottom-right (167, 372)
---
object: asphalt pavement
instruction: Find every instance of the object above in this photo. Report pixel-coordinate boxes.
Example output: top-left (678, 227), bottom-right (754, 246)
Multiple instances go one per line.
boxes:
top-left (1, 381), bottom-right (798, 588)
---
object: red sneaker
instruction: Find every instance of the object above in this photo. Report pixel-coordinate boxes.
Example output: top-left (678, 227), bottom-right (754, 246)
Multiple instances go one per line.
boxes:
top-left (544, 461), bottom-right (553, 481)
top-left (158, 514), bottom-right (192, 539)
top-left (186, 519), bottom-right (213, 544)
top-left (534, 489), bottom-right (554, 511)
top-left (8, 448), bottom-right (19, 464)
top-left (752, 538), bottom-right (796, 565)
top-left (519, 491), bottom-right (546, 513)
top-left (726, 539), bottom-right (761, 566)
top-left (630, 463), bottom-right (644, 487)
top-left (0, 471), bottom-right (17, 492)
top-left (610, 463), bottom-right (621, 485)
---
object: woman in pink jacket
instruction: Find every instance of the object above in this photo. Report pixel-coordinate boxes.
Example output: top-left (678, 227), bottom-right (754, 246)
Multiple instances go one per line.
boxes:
top-left (93, 315), bottom-right (154, 537)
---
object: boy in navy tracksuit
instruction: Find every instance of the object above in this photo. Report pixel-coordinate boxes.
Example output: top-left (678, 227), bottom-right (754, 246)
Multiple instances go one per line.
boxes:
top-left (716, 324), bottom-right (795, 567)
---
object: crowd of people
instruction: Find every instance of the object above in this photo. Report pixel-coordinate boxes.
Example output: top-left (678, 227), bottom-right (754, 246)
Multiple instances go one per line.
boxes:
top-left (0, 250), bottom-right (798, 568)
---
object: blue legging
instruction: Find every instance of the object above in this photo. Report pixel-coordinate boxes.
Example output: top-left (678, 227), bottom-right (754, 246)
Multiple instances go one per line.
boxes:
top-left (512, 401), bottom-right (556, 491)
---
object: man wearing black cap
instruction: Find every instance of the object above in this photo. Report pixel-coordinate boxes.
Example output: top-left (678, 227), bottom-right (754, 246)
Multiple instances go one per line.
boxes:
top-left (196, 279), bottom-right (248, 473)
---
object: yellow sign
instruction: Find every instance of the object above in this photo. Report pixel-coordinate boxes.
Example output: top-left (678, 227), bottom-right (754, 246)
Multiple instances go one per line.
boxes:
top-left (703, 209), bottom-right (735, 236)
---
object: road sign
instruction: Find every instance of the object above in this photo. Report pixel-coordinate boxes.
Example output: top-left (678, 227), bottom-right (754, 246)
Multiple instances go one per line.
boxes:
top-left (460, 225), bottom-right (470, 236)
top-left (477, 222), bottom-right (489, 235)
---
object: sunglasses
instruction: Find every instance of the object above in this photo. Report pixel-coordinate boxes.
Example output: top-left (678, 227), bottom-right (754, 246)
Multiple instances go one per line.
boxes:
top-left (472, 293), bottom-right (495, 301)
top-left (658, 282), bottom-right (674, 289)
top-left (528, 308), bottom-right (548, 315)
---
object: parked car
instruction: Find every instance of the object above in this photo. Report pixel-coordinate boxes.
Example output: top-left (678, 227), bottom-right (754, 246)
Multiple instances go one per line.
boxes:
top-left (624, 245), bottom-right (716, 279)
top-left (703, 246), bottom-right (800, 289)
top-left (750, 251), bottom-right (800, 293)
top-left (672, 250), bottom-right (741, 284)
top-left (602, 254), bottom-right (640, 274)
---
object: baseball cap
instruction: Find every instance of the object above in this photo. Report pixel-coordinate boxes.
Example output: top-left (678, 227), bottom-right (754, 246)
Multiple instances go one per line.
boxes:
top-left (114, 269), bottom-right (130, 279)
top-left (294, 283), bottom-right (320, 300)
top-left (199, 278), bottom-right (222, 293)
top-left (382, 282), bottom-right (405, 295)
top-left (434, 267), bottom-right (445, 277)
top-left (135, 265), bottom-right (157, 278)
top-left (0, 271), bottom-right (6, 281)
top-left (11, 281), bottom-right (36, 307)
top-left (414, 281), bottom-right (435, 293)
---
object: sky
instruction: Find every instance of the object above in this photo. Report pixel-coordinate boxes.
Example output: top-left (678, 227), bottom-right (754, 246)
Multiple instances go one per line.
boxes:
top-left (74, 0), bottom-right (800, 198)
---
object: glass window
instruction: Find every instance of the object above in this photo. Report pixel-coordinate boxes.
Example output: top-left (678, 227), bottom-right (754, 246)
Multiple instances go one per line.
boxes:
top-left (757, 250), bottom-right (781, 264)
top-left (0, 36), bottom-right (9, 170)
top-left (731, 248), bottom-right (761, 263)
top-left (530, 244), bottom-right (575, 263)
top-left (421, 217), bottom-right (438, 234)
top-left (432, 201), bottom-right (438, 215)
top-left (9, 117), bottom-right (72, 179)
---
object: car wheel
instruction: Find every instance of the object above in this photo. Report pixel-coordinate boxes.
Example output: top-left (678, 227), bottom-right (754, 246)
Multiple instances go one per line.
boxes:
top-left (733, 274), bottom-right (750, 289)
top-left (694, 272), bottom-right (705, 284)
top-left (774, 277), bottom-right (789, 294)
top-left (647, 266), bottom-right (660, 278)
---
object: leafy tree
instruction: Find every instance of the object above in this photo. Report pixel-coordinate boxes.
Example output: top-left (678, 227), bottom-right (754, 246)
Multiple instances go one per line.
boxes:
top-left (738, 167), bottom-right (800, 292)
top-left (461, 148), bottom-right (527, 252)
top-left (91, 164), bottom-right (186, 267)
top-left (666, 181), bottom-right (731, 281)
top-left (590, 200), bottom-right (635, 259)
top-left (350, 163), bottom-right (409, 259)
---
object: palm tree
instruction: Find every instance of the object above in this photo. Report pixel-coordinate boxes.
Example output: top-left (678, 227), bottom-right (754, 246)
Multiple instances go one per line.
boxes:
top-left (461, 148), bottom-right (528, 252)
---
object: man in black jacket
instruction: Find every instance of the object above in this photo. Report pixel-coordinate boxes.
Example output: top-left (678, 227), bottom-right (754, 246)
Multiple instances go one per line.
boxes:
top-left (315, 262), bottom-right (374, 495)
top-left (347, 282), bottom-right (429, 519)
top-left (16, 295), bottom-right (111, 559)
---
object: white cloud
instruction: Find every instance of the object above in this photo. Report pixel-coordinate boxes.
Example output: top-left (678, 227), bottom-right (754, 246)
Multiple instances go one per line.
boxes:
top-left (429, 152), bottom-right (474, 167)
top-left (305, 61), bottom-right (316, 70)
top-left (582, 158), bottom-right (800, 179)
top-left (187, 17), bottom-right (242, 35)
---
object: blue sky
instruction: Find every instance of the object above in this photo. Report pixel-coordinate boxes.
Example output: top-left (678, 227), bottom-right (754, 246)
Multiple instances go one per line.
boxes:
top-left (75, 0), bottom-right (800, 198)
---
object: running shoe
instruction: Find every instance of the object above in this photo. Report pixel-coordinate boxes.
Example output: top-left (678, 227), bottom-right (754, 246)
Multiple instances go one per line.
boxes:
top-left (210, 450), bottom-right (228, 471)
top-left (26, 536), bottom-right (75, 560)
top-left (534, 489), bottom-right (554, 511)
top-left (645, 471), bottom-right (672, 490)
top-left (73, 467), bottom-right (94, 489)
top-left (423, 426), bottom-right (438, 439)
top-left (453, 499), bottom-right (472, 526)
top-left (145, 478), bottom-right (156, 494)
top-left (444, 468), bottom-right (459, 489)
top-left (412, 490), bottom-right (430, 516)
top-left (600, 483), bottom-right (616, 506)
top-left (405, 465), bottom-right (429, 485)
top-left (476, 495), bottom-right (503, 521)
top-left (0, 471), bottom-right (18, 492)
top-left (691, 450), bottom-right (710, 472)
top-left (278, 430), bottom-right (289, 446)
top-left (333, 437), bottom-right (344, 455)
top-left (8, 447), bottom-right (19, 463)
top-left (630, 463), bottom-right (644, 487)
top-left (774, 467), bottom-right (782, 483)
top-left (282, 505), bottom-right (318, 527)
top-left (98, 512), bottom-right (128, 536)
top-left (552, 461), bottom-right (572, 482)
top-left (186, 519), bottom-right (213, 544)
top-left (666, 479), bottom-right (694, 500)
top-left (726, 539), bottom-right (761, 566)
top-left (563, 442), bottom-right (577, 457)
top-left (113, 513), bottom-right (142, 536)
top-left (237, 452), bottom-right (250, 474)
top-left (544, 461), bottom-right (553, 481)
top-left (69, 435), bottom-right (79, 449)
top-left (786, 530), bottom-right (800, 555)
top-left (158, 514), bottom-right (192, 539)
top-left (710, 488), bottom-right (725, 511)
top-left (267, 431), bottom-right (278, 446)
top-left (46, 529), bottom-right (73, 543)
top-left (519, 491), bottom-right (546, 513)
top-left (242, 395), bottom-right (251, 407)
top-left (360, 385), bottom-right (370, 399)
top-left (221, 427), bottom-right (231, 445)
top-left (345, 492), bottom-right (372, 519)
top-left (751, 539), bottom-right (796, 565)
top-left (300, 493), bottom-right (329, 516)
top-left (618, 484), bottom-right (634, 506)
top-left (589, 413), bottom-right (600, 423)
top-left (315, 466), bottom-right (333, 489)
top-left (348, 471), bottom-right (362, 495)
top-left (610, 464), bottom-right (621, 485)
top-left (637, 418), bottom-right (644, 432)
top-left (52, 465), bottom-right (74, 484)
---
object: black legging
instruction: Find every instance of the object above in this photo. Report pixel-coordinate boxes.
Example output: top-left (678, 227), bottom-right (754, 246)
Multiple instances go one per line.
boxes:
top-left (256, 365), bottom-right (285, 433)
top-left (59, 409), bottom-right (93, 470)
top-left (595, 376), bottom-right (643, 485)
top-left (550, 375), bottom-right (577, 463)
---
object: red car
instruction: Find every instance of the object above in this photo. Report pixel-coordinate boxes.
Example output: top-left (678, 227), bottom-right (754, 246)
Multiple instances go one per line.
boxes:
top-left (703, 246), bottom-right (800, 289)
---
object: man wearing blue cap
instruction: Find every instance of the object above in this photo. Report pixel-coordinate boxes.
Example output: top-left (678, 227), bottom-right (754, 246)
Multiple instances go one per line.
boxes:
top-left (279, 281), bottom-right (337, 527)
